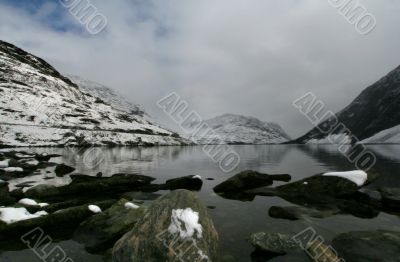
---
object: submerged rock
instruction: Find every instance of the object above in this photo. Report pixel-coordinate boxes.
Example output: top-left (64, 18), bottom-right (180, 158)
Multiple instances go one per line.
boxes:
top-left (306, 238), bottom-right (344, 262)
top-left (268, 206), bottom-right (339, 221)
top-left (332, 230), bottom-right (400, 262)
top-left (113, 190), bottom-right (218, 262)
top-left (55, 164), bottom-right (75, 176)
top-left (249, 232), bottom-right (301, 255)
top-left (74, 199), bottom-right (146, 252)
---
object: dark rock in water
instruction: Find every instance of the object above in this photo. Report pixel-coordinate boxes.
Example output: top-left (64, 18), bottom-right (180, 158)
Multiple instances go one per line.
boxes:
top-left (214, 170), bottom-right (290, 194)
top-left (55, 164), bottom-right (75, 176)
top-left (0, 182), bottom-right (15, 205)
top-left (206, 178), bottom-right (215, 181)
top-left (74, 199), bottom-right (146, 252)
top-left (36, 153), bottom-right (61, 162)
top-left (25, 174), bottom-right (155, 201)
top-left (0, 200), bottom-right (116, 241)
top-left (380, 187), bottom-right (400, 210)
top-left (96, 172), bottom-right (103, 177)
top-left (163, 175), bottom-right (203, 191)
top-left (332, 230), bottom-right (400, 262)
top-left (277, 174), bottom-right (359, 200)
top-left (249, 232), bottom-right (301, 255)
top-left (9, 188), bottom-right (24, 199)
top-left (268, 206), bottom-right (339, 221)
top-left (112, 190), bottom-right (218, 262)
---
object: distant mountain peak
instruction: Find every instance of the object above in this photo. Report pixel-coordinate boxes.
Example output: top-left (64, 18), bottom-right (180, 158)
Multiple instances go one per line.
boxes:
top-left (188, 113), bottom-right (290, 144)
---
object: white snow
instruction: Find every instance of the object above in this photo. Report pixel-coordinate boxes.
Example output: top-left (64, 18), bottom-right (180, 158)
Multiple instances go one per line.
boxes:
top-left (0, 207), bottom-right (48, 224)
top-left (88, 205), bottom-right (102, 213)
top-left (124, 202), bottom-right (139, 209)
top-left (307, 134), bottom-right (352, 145)
top-left (0, 159), bottom-right (10, 168)
top-left (2, 167), bottom-right (23, 172)
top-left (192, 175), bottom-right (202, 180)
top-left (323, 170), bottom-right (368, 187)
top-left (18, 198), bottom-right (48, 207)
top-left (186, 114), bottom-right (290, 144)
top-left (0, 43), bottom-right (190, 147)
top-left (168, 208), bottom-right (203, 239)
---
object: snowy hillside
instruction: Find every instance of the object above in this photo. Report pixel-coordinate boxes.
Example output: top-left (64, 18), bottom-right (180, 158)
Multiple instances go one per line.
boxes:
top-left (360, 125), bottom-right (400, 144)
top-left (0, 40), bottom-right (190, 147)
top-left (293, 65), bottom-right (400, 144)
top-left (66, 75), bottom-right (146, 117)
top-left (186, 114), bottom-right (291, 144)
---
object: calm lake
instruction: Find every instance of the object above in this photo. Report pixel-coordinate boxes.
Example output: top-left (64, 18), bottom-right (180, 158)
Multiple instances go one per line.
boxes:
top-left (1, 144), bottom-right (400, 261)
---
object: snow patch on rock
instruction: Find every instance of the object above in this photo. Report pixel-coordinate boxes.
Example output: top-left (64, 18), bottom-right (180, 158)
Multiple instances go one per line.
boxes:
top-left (323, 170), bottom-right (368, 187)
top-left (168, 208), bottom-right (203, 239)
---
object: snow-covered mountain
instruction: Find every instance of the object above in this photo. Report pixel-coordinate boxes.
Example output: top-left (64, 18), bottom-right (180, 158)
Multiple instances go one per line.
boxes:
top-left (186, 114), bottom-right (291, 144)
top-left (66, 75), bottom-right (146, 117)
top-left (0, 40), bottom-right (190, 147)
top-left (293, 65), bottom-right (400, 144)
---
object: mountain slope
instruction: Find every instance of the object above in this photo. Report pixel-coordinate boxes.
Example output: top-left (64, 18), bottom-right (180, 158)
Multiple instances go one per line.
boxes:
top-left (0, 40), bottom-right (190, 147)
top-left (293, 65), bottom-right (400, 144)
top-left (67, 75), bottom-right (146, 117)
top-left (186, 114), bottom-right (291, 144)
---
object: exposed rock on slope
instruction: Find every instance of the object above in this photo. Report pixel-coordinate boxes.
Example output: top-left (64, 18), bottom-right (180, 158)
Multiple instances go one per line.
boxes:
top-left (293, 65), bottom-right (400, 144)
top-left (0, 40), bottom-right (189, 147)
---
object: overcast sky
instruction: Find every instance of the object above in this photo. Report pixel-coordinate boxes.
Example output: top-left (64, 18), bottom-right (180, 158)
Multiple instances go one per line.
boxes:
top-left (1, 0), bottom-right (399, 137)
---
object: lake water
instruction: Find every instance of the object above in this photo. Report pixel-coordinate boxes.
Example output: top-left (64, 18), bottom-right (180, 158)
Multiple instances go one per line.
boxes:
top-left (1, 144), bottom-right (400, 261)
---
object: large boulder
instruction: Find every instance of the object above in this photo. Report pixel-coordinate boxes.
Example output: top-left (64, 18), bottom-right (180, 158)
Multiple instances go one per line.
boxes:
top-left (74, 199), bottom-right (146, 252)
top-left (25, 174), bottom-right (155, 200)
top-left (0, 200), bottom-right (116, 241)
top-left (332, 230), bottom-right (400, 262)
top-left (214, 170), bottom-right (290, 194)
top-left (112, 190), bottom-right (218, 262)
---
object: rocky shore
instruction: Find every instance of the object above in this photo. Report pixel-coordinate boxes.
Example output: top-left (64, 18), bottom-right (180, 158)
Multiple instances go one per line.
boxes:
top-left (1, 150), bottom-right (400, 261)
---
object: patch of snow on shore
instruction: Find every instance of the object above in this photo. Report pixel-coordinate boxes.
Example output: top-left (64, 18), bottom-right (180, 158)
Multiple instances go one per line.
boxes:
top-left (18, 198), bottom-right (48, 207)
top-left (323, 170), bottom-right (367, 186)
top-left (0, 207), bottom-right (48, 224)
top-left (0, 160), bottom-right (10, 168)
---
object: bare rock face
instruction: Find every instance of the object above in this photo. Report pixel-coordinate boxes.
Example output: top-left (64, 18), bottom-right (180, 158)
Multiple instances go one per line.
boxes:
top-left (112, 190), bottom-right (218, 262)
